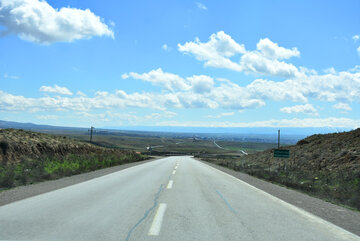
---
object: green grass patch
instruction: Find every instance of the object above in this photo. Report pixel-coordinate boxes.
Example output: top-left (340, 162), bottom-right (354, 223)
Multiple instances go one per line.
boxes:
top-left (0, 152), bottom-right (147, 189)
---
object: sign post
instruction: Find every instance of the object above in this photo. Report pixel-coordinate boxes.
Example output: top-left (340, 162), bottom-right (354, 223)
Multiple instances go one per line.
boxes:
top-left (274, 130), bottom-right (290, 170)
top-left (278, 129), bottom-right (280, 149)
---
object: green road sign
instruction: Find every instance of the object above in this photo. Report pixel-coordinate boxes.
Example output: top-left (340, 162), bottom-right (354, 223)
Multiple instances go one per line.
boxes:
top-left (274, 149), bottom-right (290, 158)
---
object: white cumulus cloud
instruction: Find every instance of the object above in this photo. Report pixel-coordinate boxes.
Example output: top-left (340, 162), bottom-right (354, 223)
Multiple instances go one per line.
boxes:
top-left (353, 35), bottom-right (360, 55)
top-left (122, 68), bottom-right (190, 92)
top-left (39, 84), bottom-right (73, 95)
top-left (256, 38), bottom-right (300, 59)
top-left (239, 38), bottom-right (300, 78)
top-left (187, 75), bottom-right (214, 93)
top-left (1, 63), bottom-right (360, 124)
top-left (178, 31), bottom-right (245, 71)
top-left (162, 44), bottom-right (169, 51)
top-left (280, 104), bottom-right (318, 116)
top-left (76, 91), bottom-right (87, 97)
top-left (333, 103), bottom-right (352, 112)
top-left (207, 112), bottom-right (234, 118)
top-left (122, 69), bottom-right (266, 110)
top-left (145, 111), bottom-right (177, 120)
top-left (3, 73), bottom-right (20, 79)
top-left (0, 0), bottom-right (114, 44)
top-left (178, 31), bottom-right (300, 78)
top-left (239, 51), bottom-right (299, 78)
top-left (195, 2), bottom-right (207, 10)
top-left (122, 66), bottom-right (360, 111)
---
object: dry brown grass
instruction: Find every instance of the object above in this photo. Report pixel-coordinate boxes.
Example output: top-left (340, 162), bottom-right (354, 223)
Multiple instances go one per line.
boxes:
top-left (0, 129), bottom-right (148, 189)
top-left (0, 128), bottom-right (138, 164)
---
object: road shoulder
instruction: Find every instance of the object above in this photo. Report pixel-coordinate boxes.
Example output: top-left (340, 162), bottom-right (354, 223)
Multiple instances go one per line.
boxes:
top-left (199, 159), bottom-right (360, 237)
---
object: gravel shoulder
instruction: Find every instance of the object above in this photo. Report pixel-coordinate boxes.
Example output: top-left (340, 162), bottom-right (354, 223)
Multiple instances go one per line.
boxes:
top-left (0, 157), bottom-right (161, 207)
top-left (200, 160), bottom-right (360, 237)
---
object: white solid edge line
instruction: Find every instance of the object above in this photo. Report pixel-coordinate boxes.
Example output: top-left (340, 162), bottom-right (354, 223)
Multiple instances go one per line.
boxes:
top-left (148, 203), bottom-right (167, 236)
top-left (172, 170), bottom-right (176, 175)
top-left (195, 158), bottom-right (360, 241)
top-left (167, 180), bottom-right (173, 189)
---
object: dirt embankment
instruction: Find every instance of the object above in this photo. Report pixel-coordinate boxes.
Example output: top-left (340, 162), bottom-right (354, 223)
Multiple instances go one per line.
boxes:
top-left (0, 129), bottom-right (147, 189)
top-left (247, 128), bottom-right (360, 173)
top-left (0, 128), bottom-right (132, 164)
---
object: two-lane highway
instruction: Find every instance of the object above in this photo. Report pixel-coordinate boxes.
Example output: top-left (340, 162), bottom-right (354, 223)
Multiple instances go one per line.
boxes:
top-left (0, 156), bottom-right (359, 240)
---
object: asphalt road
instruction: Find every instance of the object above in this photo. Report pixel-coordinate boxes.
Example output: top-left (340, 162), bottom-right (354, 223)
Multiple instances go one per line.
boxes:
top-left (0, 156), bottom-right (359, 241)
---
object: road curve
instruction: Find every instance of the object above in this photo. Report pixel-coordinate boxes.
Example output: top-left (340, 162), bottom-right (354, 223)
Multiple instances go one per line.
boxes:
top-left (213, 140), bottom-right (225, 149)
top-left (0, 156), bottom-right (359, 241)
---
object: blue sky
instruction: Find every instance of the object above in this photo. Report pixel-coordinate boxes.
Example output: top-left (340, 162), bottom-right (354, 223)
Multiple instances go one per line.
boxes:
top-left (0, 0), bottom-right (359, 129)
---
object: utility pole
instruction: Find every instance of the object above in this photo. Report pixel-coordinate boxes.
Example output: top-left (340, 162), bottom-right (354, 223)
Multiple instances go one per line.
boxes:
top-left (278, 129), bottom-right (280, 149)
top-left (88, 126), bottom-right (95, 143)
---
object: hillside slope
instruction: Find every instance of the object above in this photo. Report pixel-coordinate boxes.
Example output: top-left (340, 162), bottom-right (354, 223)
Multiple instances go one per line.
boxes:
top-left (247, 128), bottom-right (360, 172)
top-left (0, 129), bottom-right (100, 163)
top-left (0, 129), bottom-right (147, 188)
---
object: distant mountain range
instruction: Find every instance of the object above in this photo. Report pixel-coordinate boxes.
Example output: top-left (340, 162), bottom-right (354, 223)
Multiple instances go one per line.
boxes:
top-left (0, 120), bottom-right (84, 131)
top-left (0, 120), bottom-right (352, 144)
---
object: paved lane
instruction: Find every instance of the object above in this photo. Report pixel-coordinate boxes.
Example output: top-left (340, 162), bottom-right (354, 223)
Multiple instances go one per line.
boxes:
top-left (0, 158), bottom-right (174, 241)
top-left (0, 156), bottom-right (359, 241)
top-left (160, 157), bottom-right (360, 241)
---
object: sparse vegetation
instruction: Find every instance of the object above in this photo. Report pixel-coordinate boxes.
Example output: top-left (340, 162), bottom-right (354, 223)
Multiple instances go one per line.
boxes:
top-left (0, 152), bottom-right (146, 188)
top-left (0, 129), bottom-right (147, 189)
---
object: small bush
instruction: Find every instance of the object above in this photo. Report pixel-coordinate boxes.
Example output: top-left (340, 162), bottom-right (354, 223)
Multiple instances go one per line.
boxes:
top-left (0, 165), bottom-right (15, 188)
top-left (0, 141), bottom-right (9, 156)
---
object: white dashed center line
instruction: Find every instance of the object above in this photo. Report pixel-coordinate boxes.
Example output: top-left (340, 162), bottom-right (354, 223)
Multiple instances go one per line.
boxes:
top-left (167, 180), bottom-right (173, 189)
top-left (172, 170), bottom-right (176, 175)
top-left (148, 203), bottom-right (167, 236)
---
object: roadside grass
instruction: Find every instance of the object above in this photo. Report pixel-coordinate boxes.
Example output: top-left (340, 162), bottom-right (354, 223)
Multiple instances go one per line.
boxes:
top-left (200, 157), bottom-right (360, 211)
top-left (0, 152), bottom-right (147, 189)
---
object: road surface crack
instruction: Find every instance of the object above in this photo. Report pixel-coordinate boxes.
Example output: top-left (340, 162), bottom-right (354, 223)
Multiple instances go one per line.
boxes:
top-left (124, 175), bottom-right (171, 241)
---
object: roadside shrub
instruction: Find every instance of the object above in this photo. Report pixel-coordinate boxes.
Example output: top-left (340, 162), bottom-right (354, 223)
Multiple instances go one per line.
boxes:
top-left (0, 141), bottom-right (9, 156)
top-left (0, 165), bottom-right (15, 188)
